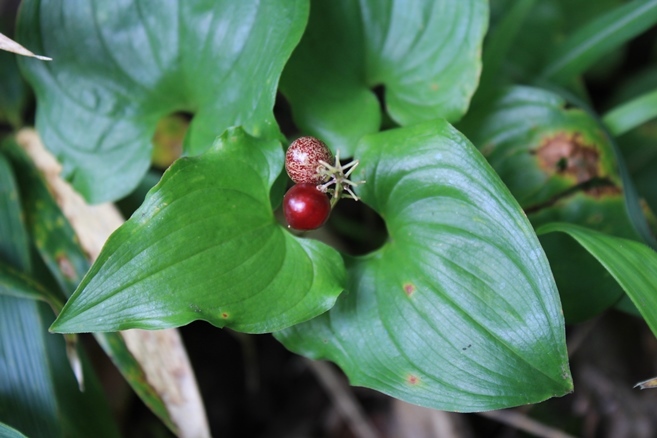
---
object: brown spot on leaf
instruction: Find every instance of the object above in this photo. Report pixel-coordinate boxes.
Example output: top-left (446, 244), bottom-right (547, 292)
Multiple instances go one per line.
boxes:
top-left (535, 133), bottom-right (600, 183)
top-left (221, 313), bottom-right (229, 319)
top-left (403, 283), bottom-right (416, 297)
top-left (407, 374), bottom-right (420, 385)
top-left (56, 254), bottom-right (76, 280)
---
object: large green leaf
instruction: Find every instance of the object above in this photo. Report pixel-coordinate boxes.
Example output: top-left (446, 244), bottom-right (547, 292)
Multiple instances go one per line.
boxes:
top-left (276, 120), bottom-right (572, 412)
top-left (280, 0), bottom-right (488, 156)
top-left (51, 128), bottom-right (345, 334)
top-left (0, 150), bottom-right (118, 438)
top-left (537, 223), bottom-right (657, 337)
top-left (458, 85), bottom-right (646, 321)
top-left (17, 0), bottom-right (308, 203)
top-left (0, 298), bottom-right (119, 438)
top-left (1, 140), bottom-right (177, 432)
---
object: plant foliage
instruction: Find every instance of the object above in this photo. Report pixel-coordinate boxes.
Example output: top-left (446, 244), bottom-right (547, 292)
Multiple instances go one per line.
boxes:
top-left (2, 0), bottom-right (657, 434)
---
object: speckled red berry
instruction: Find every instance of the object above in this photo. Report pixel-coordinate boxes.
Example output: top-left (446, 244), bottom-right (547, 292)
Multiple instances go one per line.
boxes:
top-left (285, 136), bottom-right (334, 184)
top-left (283, 183), bottom-right (331, 230)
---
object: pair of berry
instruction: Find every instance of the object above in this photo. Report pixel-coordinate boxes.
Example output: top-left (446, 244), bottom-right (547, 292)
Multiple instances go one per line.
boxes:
top-left (283, 136), bottom-right (362, 230)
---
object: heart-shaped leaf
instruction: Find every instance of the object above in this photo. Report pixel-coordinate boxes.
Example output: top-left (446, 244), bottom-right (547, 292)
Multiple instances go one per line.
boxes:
top-left (51, 128), bottom-right (345, 334)
top-left (280, 0), bottom-right (488, 156)
top-left (276, 120), bottom-right (572, 412)
top-left (17, 0), bottom-right (308, 203)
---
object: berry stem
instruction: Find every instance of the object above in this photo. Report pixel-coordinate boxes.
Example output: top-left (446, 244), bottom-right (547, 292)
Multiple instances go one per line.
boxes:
top-left (315, 149), bottom-right (365, 209)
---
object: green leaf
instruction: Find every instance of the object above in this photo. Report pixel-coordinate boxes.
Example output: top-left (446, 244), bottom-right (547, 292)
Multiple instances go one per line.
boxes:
top-left (617, 121), bottom-right (657, 215)
top-left (540, 0), bottom-right (657, 84)
top-left (0, 297), bottom-right (62, 437)
top-left (537, 223), bottom-right (657, 338)
top-left (17, 0), bottom-right (308, 203)
top-left (487, 0), bottom-right (564, 83)
top-left (0, 152), bottom-right (118, 438)
top-left (91, 332), bottom-right (177, 433)
top-left (0, 261), bottom-right (65, 312)
top-left (0, 297), bottom-right (120, 438)
top-left (2, 139), bottom-right (178, 433)
top-left (0, 16), bottom-right (30, 129)
top-left (0, 422), bottom-right (29, 438)
top-left (483, 0), bottom-right (537, 76)
top-left (603, 88), bottom-right (657, 136)
top-left (458, 85), bottom-right (652, 320)
top-left (281, 0), bottom-right (488, 156)
top-left (554, 0), bottom-right (625, 32)
top-left (529, 192), bottom-right (636, 322)
top-left (0, 152), bottom-right (30, 271)
top-left (2, 141), bottom-right (90, 294)
top-left (276, 120), bottom-right (572, 412)
top-left (51, 127), bottom-right (345, 334)
top-left (458, 86), bottom-right (619, 208)
top-left (0, 51), bottom-right (29, 129)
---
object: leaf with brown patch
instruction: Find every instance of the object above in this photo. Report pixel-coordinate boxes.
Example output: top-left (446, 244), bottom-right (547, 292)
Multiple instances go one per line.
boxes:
top-left (458, 86), bottom-right (620, 209)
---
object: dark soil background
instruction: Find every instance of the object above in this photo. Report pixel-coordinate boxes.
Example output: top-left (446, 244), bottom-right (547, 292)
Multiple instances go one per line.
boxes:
top-left (103, 310), bottom-right (657, 438)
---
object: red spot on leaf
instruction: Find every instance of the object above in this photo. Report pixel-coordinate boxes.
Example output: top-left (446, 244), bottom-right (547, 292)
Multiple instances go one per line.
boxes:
top-left (407, 374), bottom-right (420, 385)
top-left (403, 283), bottom-right (415, 297)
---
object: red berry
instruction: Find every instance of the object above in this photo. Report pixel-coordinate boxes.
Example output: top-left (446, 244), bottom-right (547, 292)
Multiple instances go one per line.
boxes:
top-left (285, 136), bottom-right (334, 184)
top-left (283, 183), bottom-right (331, 230)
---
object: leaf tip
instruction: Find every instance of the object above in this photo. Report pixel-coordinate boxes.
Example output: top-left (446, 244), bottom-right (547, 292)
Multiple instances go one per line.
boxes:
top-left (634, 376), bottom-right (657, 390)
top-left (49, 310), bottom-right (84, 334)
top-left (48, 319), bottom-right (65, 334)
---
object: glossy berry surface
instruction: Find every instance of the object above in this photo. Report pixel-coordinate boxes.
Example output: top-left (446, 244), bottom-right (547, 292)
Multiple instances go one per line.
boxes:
top-left (283, 183), bottom-right (331, 230)
top-left (285, 136), bottom-right (333, 184)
